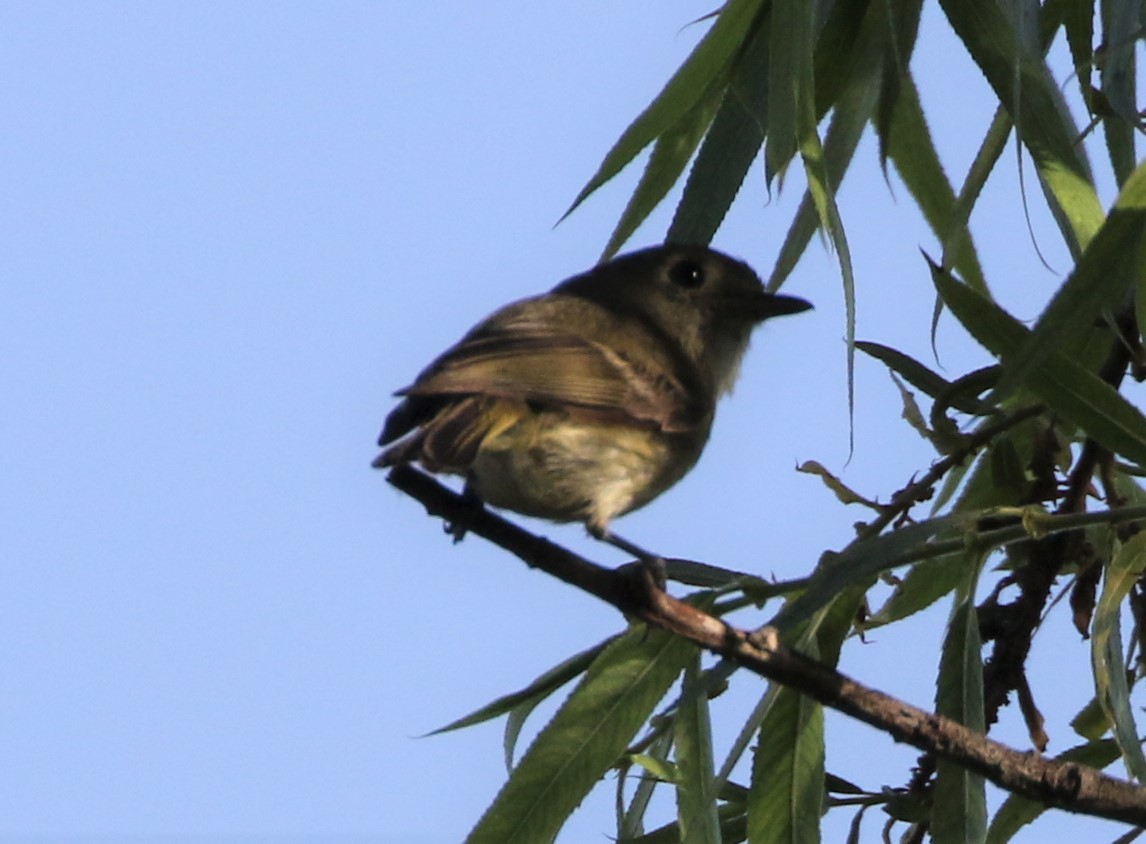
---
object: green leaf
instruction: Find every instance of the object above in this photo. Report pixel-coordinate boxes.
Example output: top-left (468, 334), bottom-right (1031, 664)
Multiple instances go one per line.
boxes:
top-left (630, 753), bottom-right (679, 783)
top-left (747, 683), bottom-right (825, 844)
top-left (998, 159), bottom-right (1146, 398)
top-left (1099, 0), bottom-right (1139, 185)
top-left (873, 0), bottom-right (924, 170)
top-left (856, 341), bottom-right (966, 408)
top-left (997, 0), bottom-right (1040, 55)
top-left (1070, 695), bottom-right (1112, 741)
top-left (1061, 0), bottom-right (1095, 117)
top-left (771, 513), bottom-right (967, 634)
top-left (502, 642), bottom-right (608, 768)
top-left (885, 72), bottom-right (987, 292)
top-left (427, 636), bottom-right (607, 738)
top-left (466, 624), bottom-right (695, 844)
top-left (932, 570), bottom-right (987, 844)
top-left (562, 0), bottom-right (767, 222)
top-left (765, 0), bottom-right (815, 185)
top-left (745, 576), bottom-right (865, 843)
top-left (938, 0), bottom-right (1104, 252)
top-left (770, 0), bottom-right (896, 290)
top-left (603, 93), bottom-right (721, 258)
top-left (669, 9), bottom-right (771, 246)
top-left (741, 584), bottom-right (863, 844)
top-left (801, 123), bottom-right (858, 455)
top-left (940, 106), bottom-right (1012, 299)
top-left (1091, 530), bottom-right (1146, 782)
top-left (812, 0), bottom-right (877, 115)
top-left (986, 739), bottom-right (1120, 842)
top-left (931, 260), bottom-right (1146, 467)
top-left (675, 654), bottom-right (722, 844)
top-left (619, 730), bottom-right (675, 841)
top-left (867, 551), bottom-right (971, 628)
top-left (623, 802), bottom-right (749, 844)
top-left (768, 70), bottom-right (875, 291)
top-left (943, 410), bottom-right (1044, 515)
top-left (712, 666), bottom-right (784, 806)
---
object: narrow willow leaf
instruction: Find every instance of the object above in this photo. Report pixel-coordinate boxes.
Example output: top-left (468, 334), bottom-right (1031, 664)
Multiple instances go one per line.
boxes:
top-left (1091, 531), bottom-right (1146, 782)
top-left (940, 107), bottom-right (1012, 299)
top-left (880, 412), bottom-right (1049, 623)
top-left (931, 261), bottom-right (1146, 467)
top-left (466, 625), bottom-right (695, 844)
top-left (747, 683), bottom-right (825, 844)
top-left (619, 730), bottom-right (675, 841)
top-left (603, 93), bottom-right (721, 259)
top-left (938, 0), bottom-right (1105, 251)
top-left (765, 0), bottom-right (815, 185)
top-left (856, 340), bottom-right (954, 403)
top-left (932, 572), bottom-right (987, 844)
top-left (930, 453), bottom-right (976, 515)
top-left (713, 664), bottom-right (785, 803)
top-left (500, 640), bottom-right (613, 769)
top-left (675, 655), bottom-right (721, 844)
top-left (770, 513), bottom-right (967, 634)
top-left (866, 551), bottom-right (970, 628)
top-left (886, 72), bottom-right (987, 292)
top-left (631, 753), bottom-right (679, 783)
top-left (623, 802), bottom-right (748, 844)
top-left (985, 738), bottom-right (1120, 843)
top-left (808, 577), bottom-right (869, 668)
top-left (1070, 695), bottom-right (1111, 741)
top-left (1099, 0), bottom-right (1138, 185)
top-left (770, 0), bottom-right (891, 288)
top-left (746, 591), bottom-right (857, 844)
top-left (562, 0), bottom-right (767, 222)
top-left (1060, 0), bottom-right (1095, 116)
top-left (669, 10), bottom-right (771, 246)
top-left (813, 0), bottom-right (877, 112)
top-left (997, 0), bottom-right (1040, 55)
top-left (998, 159), bottom-right (1146, 398)
top-left (768, 66), bottom-right (877, 290)
top-left (932, 401), bottom-right (1043, 517)
top-left (428, 637), bottom-right (608, 737)
top-left (801, 126), bottom-right (858, 454)
top-left (874, 0), bottom-right (924, 169)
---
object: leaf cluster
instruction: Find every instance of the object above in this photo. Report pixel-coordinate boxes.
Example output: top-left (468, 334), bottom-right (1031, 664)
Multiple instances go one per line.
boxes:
top-left (434, 2), bottom-right (1146, 842)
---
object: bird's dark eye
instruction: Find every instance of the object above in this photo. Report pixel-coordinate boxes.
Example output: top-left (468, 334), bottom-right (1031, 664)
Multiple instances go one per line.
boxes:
top-left (668, 259), bottom-right (705, 289)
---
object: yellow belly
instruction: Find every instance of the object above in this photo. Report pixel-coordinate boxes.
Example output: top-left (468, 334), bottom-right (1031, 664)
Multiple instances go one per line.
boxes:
top-left (468, 412), bottom-right (707, 532)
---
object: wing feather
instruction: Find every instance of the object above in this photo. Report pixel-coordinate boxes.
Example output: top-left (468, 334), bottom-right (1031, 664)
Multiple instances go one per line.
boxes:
top-left (398, 327), bottom-right (702, 432)
top-left (376, 298), bottom-right (709, 469)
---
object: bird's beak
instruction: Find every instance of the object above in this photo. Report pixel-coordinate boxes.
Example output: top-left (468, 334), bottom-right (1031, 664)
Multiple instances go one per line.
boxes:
top-left (741, 291), bottom-right (813, 322)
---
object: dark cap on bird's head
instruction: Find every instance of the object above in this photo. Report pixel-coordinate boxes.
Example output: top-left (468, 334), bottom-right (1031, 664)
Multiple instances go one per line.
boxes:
top-left (557, 244), bottom-right (810, 324)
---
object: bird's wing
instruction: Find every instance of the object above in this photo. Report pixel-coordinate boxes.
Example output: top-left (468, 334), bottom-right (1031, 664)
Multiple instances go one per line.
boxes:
top-left (392, 319), bottom-right (705, 437)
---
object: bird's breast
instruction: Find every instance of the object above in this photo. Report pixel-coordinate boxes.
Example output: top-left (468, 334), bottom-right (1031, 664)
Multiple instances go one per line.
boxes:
top-left (468, 410), bottom-right (710, 532)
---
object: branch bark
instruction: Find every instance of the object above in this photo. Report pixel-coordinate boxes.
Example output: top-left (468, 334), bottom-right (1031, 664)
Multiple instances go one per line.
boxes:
top-left (387, 464), bottom-right (1146, 828)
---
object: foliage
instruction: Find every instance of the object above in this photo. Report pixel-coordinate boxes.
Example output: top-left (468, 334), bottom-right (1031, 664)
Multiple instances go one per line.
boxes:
top-left (449, 1), bottom-right (1146, 841)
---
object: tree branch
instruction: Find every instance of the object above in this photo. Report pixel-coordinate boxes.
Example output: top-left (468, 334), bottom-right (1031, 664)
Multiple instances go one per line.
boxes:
top-left (387, 464), bottom-right (1146, 827)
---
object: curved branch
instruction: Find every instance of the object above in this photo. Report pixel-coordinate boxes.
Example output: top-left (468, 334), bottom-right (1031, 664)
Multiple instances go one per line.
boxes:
top-left (387, 464), bottom-right (1146, 827)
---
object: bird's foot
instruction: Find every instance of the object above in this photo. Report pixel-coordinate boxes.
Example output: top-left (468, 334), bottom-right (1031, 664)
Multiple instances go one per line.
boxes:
top-left (588, 525), bottom-right (667, 592)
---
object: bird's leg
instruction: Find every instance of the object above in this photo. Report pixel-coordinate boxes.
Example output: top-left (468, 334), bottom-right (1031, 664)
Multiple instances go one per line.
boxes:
top-left (587, 523), bottom-right (667, 591)
top-left (444, 481), bottom-right (485, 543)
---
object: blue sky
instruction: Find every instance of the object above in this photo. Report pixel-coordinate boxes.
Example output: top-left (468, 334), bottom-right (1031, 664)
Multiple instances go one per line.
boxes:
top-left (0, 3), bottom-right (1136, 842)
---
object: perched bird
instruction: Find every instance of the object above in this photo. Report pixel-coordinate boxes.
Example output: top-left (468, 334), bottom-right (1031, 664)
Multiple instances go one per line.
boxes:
top-left (375, 244), bottom-right (810, 550)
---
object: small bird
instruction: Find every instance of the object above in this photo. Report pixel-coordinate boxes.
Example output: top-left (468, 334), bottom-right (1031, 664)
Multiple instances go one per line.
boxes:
top-left (375, 244), bottom-right (810, 552)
